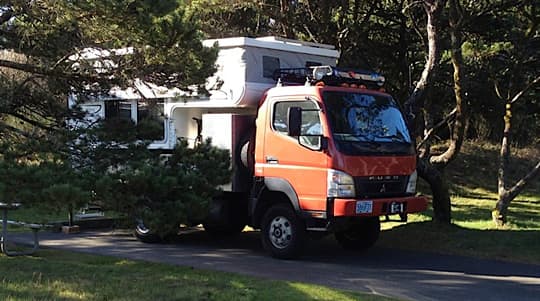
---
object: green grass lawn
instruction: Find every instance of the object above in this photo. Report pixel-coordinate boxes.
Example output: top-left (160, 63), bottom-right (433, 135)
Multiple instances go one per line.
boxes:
top-left (379, 142), bottom-right (540, 264)
top-left (0, 250), bottom-right (395, 301)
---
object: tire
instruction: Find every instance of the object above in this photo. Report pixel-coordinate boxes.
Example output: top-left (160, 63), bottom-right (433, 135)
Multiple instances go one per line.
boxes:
top-left (335, 217), bottom-right (380, 251)
top-left (134, 218), bottom-right (161, 243)
top-left (261, 204), bottom-right (306, 259)
top-left (203, 221), bottom-right (245, 236)
top-left (203, 196), bottom-right (247, 237)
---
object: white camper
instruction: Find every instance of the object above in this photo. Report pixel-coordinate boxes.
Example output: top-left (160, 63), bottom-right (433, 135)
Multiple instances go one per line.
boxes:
top-left (70, 36), bottom-right (340, 150)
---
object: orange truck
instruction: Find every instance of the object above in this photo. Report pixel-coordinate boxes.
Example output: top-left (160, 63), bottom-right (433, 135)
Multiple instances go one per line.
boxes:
top-left (75, 37), bottom-right (428, 258)
top-left (207, 67), bottom-right (428, 258)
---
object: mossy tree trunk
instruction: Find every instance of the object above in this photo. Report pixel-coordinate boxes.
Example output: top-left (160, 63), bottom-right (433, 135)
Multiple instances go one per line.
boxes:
top-left (493, 76), bottom-right (540, 226)
top-left (406, 0), bottom-right (470, 224)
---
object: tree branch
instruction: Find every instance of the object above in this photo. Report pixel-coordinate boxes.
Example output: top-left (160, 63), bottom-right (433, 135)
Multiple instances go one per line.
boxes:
top-left (417, 107), bottom-right (457, 150)
top-left (360, 1), bottom-right (379, 28)
top-left (506, 160), bottom-right (540, 201)
top-left (0, 58), bottom-right (116, 84)
top-left (494, 81), bottom-right (504, 100)
top-left (470, 0), bottom-right (524, 21)
top-left (302, 24), bottom-right (319, 43)
top-left (510, 75), bottom-right (540, 104)
top-left (8, 112), bottom-right (58, 132)
top-left (0, 122), bottom-right (34, 139)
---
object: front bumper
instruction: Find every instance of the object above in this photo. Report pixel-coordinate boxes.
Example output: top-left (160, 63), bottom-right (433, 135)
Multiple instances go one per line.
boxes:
top-left (332, 195), bottom-right (429, 217)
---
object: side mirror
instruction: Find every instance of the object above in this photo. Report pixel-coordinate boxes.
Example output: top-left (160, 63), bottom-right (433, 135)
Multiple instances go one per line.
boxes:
top-left (287, 106), bottom-right (302, 137)
top-left (299, 136), bottom-right (327, 151)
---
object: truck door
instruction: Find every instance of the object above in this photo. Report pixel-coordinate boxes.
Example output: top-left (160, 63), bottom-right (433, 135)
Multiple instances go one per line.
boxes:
top-left (262, 97), bottom-right (329, 212)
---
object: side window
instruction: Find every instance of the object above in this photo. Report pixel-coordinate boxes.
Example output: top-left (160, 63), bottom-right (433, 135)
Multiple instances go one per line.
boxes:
top-left (103, 100), bottom-right (134, 140)
top-left (273, 100), bottom-right (319, 134)
top-left (263, 56), bottom-right (280, 78)
top-left (306, 61), bottom-right (322, 68)
top-left (104, 99), bottom-right (165, 141)
top-left (105, 100), bottom-right (132, 121)
top-left (137, 100), bottom-right (165, 140)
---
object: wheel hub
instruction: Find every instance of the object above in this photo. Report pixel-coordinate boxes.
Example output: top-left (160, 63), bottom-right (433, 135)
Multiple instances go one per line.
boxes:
top-left (269, 216), bottom-right (292, 249)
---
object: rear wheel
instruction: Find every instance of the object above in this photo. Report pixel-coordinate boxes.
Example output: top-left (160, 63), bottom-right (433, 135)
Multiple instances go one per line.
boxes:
top-left (203, 196), bottom-right (247, 237)
top-left (335, 217), bottom-right (380, 251)
top-left (134, 218), bottom-right (161, 243)
top-left (203, 221), bottom-right (245, 236)
top-left (261, 204), bottom-right (306, 259)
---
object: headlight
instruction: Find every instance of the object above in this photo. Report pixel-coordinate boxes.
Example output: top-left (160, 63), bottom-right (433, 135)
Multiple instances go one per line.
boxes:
top-left (406, 170), bottom-right (417, 194)
top-left (327, 169), bottom-right (355, 198)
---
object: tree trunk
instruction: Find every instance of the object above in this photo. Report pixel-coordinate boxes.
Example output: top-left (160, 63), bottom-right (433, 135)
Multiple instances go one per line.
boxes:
top-left (493, 102), bottom-right (540, 226)
top-left (430, 0), bottom-right (466, 167)
top-left (418, 159), bottom-right (452, 223)
top-left (403, 0), bottom-right (451, 223)
top-left (492, 76), bottom-right (540, 226)
top-left (404, 0), bottom-right (446, 124)
top-left (68, 205), bottom-right (74, 227)
top-left (417, 84), bottom-right (434, 160)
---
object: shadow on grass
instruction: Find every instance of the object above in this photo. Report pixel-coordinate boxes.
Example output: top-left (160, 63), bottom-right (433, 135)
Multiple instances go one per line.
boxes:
top-left (442, 143), bottom-right (540, 194)
top-left (6, 226), bottom-right (540, 301)
top-left (449, 187), bottom-right (498, 200)
top-left (0, 250), bottom-right (386, 301)
top-left (379, 221), bottom-right (540, 266)
top-left (449, 198), bottom-right (539, 229)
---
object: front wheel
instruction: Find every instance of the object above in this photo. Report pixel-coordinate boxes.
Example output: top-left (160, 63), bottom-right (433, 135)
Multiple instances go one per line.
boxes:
top-left (134, 219), bottom-right (161, 243)
top-left (261, 204), bottom-right (306, 259)
top-left (335, 217), bottom-right (380, 251)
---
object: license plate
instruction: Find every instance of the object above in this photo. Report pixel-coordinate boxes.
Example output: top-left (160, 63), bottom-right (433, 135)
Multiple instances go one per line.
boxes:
top-left (389, 202), bottom-right (405, 214)
top-left (356, 201), bottom-right (373, 214)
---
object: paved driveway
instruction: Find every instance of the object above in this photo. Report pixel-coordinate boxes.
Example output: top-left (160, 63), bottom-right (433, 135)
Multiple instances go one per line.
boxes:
top-left (9, 229), bottom-right (540, 301)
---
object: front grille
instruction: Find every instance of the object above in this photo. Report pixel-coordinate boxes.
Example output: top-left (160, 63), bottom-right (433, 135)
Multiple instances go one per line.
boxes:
top-left (353, 175), bottom-right (408, 198)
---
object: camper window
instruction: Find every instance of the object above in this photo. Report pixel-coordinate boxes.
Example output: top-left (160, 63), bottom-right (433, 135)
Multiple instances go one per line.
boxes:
top-left (136, 100), bottom-right (165, 141)
top-left (105, 100), bottom-right (132, 121)
top-left (137, 100), bottom-right (164, 122)
top-left (306, 61), bottom-right (322, 67)
top-left (263, 56), bottom-right (280, 78)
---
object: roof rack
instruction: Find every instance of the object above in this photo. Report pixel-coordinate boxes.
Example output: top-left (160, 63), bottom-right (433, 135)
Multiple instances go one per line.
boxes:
top-left (274, 65), bottom-right (385, 89)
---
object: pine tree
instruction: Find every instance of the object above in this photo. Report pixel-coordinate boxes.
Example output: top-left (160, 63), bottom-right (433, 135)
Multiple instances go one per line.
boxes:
top-left (0, 1), bottom-right (225, 232)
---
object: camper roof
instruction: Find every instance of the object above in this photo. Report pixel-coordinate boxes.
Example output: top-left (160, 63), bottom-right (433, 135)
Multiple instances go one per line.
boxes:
top-left (203, 36), bottom-right (340, 59)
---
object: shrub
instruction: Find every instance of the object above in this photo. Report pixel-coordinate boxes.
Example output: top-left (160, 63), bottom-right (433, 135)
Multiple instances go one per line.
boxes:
top-left (90, 138), bottom-right (231, 238)
top-left (0, 138), bottom-right (231, 238)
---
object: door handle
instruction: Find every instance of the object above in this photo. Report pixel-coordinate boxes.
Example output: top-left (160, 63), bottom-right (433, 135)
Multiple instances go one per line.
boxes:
top-left (266, 156), bottom-right (279, 164)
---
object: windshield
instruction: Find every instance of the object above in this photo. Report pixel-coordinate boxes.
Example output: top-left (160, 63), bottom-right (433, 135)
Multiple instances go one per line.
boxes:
top-left (323, 91), bottom-right (414, 155)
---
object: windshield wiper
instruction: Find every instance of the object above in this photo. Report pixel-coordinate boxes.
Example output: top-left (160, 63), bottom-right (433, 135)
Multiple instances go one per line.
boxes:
top-left (336, 133), bottom-right (408, 144)
top-left (373, 134), bottom-right (407, 142)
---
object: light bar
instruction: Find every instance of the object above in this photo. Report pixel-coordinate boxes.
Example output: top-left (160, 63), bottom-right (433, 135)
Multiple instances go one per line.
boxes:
top-left (274, 65), bottom-right (385, 89)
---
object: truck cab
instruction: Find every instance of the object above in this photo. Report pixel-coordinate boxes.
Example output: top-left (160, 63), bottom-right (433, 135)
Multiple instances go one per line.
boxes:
top-left (246, 67), bottom-right (428, 258)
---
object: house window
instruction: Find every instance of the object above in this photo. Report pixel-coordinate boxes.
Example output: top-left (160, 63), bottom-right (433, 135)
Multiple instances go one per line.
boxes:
top-left (263, 56), bottom-right (280, 78)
